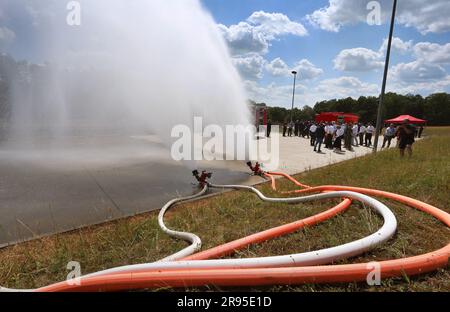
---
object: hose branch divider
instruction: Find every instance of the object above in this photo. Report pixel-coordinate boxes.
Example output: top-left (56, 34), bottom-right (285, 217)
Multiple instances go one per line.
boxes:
top-left (1, 170), bottom-right (448, 292)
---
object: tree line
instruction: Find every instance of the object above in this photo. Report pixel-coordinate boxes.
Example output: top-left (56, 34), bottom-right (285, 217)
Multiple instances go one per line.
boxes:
top-left (252, 92), bottom-right (450, 126)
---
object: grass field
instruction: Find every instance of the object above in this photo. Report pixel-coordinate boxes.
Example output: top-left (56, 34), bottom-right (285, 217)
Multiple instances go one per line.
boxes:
top-left (0, 127), bottom-right (449, 291)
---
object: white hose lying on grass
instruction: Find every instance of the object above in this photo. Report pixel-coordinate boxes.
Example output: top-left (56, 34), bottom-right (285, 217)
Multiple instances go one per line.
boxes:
top-left (0, 181), bottom-right (397, 291)
top-left (78, 184), bottom-right (397, 278)
top-left (157, 185), bottom-right (208, 262)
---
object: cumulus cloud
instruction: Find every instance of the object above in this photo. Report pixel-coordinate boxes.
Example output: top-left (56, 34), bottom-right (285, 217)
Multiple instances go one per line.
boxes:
top-left (317, 76), bottom-right (378, 94)
top-left (244, 76), bottom-right (379, 108)
top-left (379, 37), bottom-right (413, 54)
top-left (0, 27), bottom-right (16, 44)
top-left (232, 53), bottom-right (266, 80)
top-left (265, 58), bottom-right (323, 79)
top-left (218, 23), bottom-right (269, 56)
top-left (334, 37), bottom-right (416, 72)
top-left (265, 57), bottom-right (290, 76)
top-left (307, 0), bottom-right (450, 34)
top-left (243, 80), bottom-right (307, 106)
top-left (219, 11), bottom-right (308, 56)
top-left (413, 42), bottom-right (450, 64)
top-left (307, 0), bottom-right (368, 32)
top-left (388, 77), bottom-right (450, 95)
top-left (396, 0), bottom-right (450, 34)
top-left (334, 47), bottom-right (383, 72)
top-left (292, 59), bottom-right (324, 80)
top-left (390, 60), bottom-right (447, 83)
top-left (247, 11), bottom-right (308, 39)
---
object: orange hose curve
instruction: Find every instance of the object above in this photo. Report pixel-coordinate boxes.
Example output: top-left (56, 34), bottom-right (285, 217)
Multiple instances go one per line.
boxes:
top-left (263, 172), bottom-right (277, 190)
top-left (183, 198), bottom-right (351, 261)
top-left (266, 171), bottom-right (310, 189)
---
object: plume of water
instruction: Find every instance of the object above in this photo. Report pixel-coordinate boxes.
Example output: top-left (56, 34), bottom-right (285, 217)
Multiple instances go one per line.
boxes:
top-left (0, 0), bottom-right (250, 167)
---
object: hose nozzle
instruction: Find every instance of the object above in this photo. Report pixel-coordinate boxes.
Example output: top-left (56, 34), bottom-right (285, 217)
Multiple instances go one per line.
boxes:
top-left (192, 170), bottom-right (212, 187)
top-left (246, 161), bottom-right (264, 176)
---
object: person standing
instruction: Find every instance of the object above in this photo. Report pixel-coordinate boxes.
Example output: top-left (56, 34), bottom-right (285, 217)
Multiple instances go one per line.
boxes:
top-left (396, 119), bottom-right (415, 157)
top-left (382, 123), bottom-right (396, 148)
top-left (352, 123), bottom-right (359, 146)
top-left (288, 121), bottom-right (294, 137)
top-left (314, 123), bottom-right (325, 153)
top-left (328, 122), bottom-right (336, 149)
top-left (266, 119), bottom-right (272, 138)
top-left (358, 123), bottom-right (366, 146)
top-left (324, 123), bottom-right (331, 149)
top-left (309, 122), bottom-right (317, 146)
top-left (294, 120), bottom-right (299, 137)
top-left (299, 122), bottom-right (304, 137)
top-left (344, 123), bottom-right (353, 151)
top-left (333, 124), bottom-right (344, 152)
top-left (365, 123), bottom-right (375, 147)
top-left (282, 122), bottom-right (287, 137)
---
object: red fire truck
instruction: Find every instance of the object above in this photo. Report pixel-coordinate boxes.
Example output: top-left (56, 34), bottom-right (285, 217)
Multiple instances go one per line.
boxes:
top-left (315, 112), bottom-right (359, 124)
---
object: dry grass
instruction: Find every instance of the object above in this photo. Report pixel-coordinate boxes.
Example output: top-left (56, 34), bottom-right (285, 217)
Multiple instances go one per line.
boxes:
top-left (0, 127), bottom-right (449, 291)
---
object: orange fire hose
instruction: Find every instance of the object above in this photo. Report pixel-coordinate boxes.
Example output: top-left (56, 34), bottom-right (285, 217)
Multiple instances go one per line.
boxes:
top-left (265, 171), bottom-right (310, 189)
top-left (183, 172), bottom-right (347, 261)
top-left (183, 198), bottom-right (351, 261)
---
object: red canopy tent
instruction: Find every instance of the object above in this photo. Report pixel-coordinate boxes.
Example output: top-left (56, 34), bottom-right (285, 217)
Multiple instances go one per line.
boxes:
top-left (385, 115), bottom-right (426, 124)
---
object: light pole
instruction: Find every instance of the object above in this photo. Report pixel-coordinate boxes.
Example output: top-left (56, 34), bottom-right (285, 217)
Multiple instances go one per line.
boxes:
top-left (290, 70), bottom-right (298, 123)
top-left (373, 0), bottom-right (397, 153)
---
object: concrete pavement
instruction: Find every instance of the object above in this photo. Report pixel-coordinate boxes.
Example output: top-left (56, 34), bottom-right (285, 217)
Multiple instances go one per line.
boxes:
top-left (0, 133), bottom-right (393, 247)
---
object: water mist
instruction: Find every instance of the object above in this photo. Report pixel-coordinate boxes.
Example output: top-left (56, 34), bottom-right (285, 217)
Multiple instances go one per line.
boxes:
top-left (0, 0), bottom-right (251, 169)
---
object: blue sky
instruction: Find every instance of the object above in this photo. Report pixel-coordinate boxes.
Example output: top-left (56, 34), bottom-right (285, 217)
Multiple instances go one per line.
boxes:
top-left (201, 0), bottom-right (450, 108)
top-left (1, 0), bottom-right (450, 109)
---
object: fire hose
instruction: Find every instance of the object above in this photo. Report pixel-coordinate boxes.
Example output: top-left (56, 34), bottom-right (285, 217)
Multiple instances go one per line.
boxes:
top-left (1, 168), bottom-right (448, 292)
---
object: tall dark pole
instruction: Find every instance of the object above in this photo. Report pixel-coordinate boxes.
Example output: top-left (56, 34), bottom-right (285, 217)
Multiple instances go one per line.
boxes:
top-left (290, 70), bottom-right (298, 123)
top-left (373, 0), bottom-right (397, 153)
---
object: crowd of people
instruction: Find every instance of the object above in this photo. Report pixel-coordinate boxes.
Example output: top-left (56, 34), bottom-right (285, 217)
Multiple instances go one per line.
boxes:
top-left (270, 119), bottom-right (421, 157)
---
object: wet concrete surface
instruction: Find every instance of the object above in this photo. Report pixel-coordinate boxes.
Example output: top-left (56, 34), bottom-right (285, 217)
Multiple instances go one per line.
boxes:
top-left (0, 135), bottom-right (258, 247)
top-left (0, 132), bottom-right (389, 247)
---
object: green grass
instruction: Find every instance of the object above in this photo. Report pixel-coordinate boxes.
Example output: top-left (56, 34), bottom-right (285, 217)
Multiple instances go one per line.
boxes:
top-left (0, 127), bottom-right (449, 291)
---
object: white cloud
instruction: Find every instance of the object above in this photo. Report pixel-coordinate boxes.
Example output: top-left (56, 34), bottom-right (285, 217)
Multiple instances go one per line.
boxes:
top-left (334, 36), bottom-right (414, 73)
top-left (413, 42), bottom-right (450, 64)
top-left (218, 22), bottom-right (269, 55)
top-left (390, 60), bottom-right (447, 83)
top-left (317, 76), bottom-right (378, 95)
top-left (265, 58), bottom-right (323, 80)
top-left (379, 37), bottom-right (413, 54)
top-left (0, 26), bottom-right (15, 43)
top-left (219, 11), bottom-right (308, 56)
top-left (307, 0), bottom-right (368, 32)
top-left (381, 40), bottom-right (450, 94)
top-left (388, 78), bottom-right (450, 95)
top-left (334, 47), bottom-right (383, 72)
top-left (396, 0), bottom-right (450, 34)
top-left (244, 80), bottom-right (307, 106)
top-left (247, 11), bottom-right (308, 39)
top-left (293, 59), bottom-right (324, 80)
top-left (232, 53), bottom-right (266, 80)
top-left (265, 57), bottom-right (290, 76)
top-left (307, 0), bottom-right (450, 34)
top-left (244, 76), bottom-right (379, 108)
